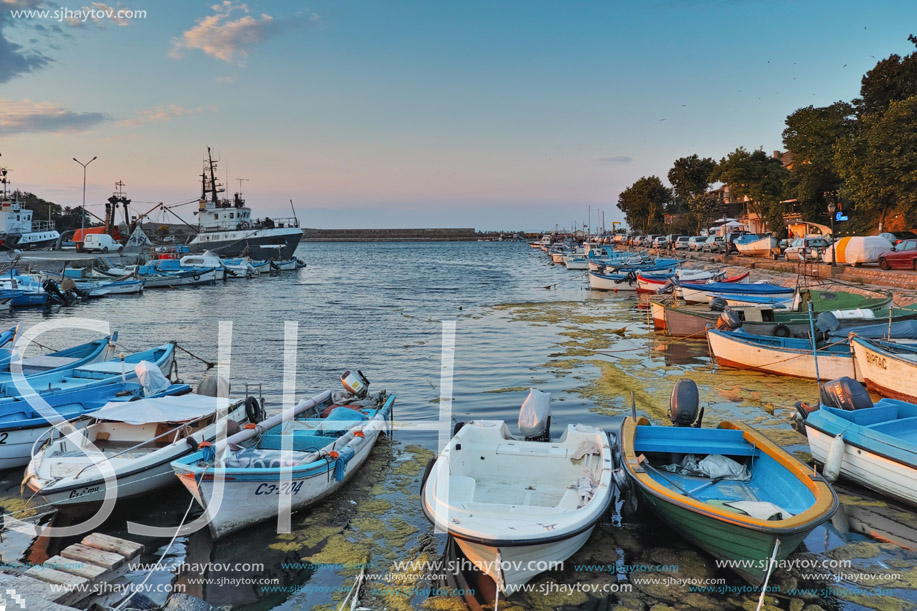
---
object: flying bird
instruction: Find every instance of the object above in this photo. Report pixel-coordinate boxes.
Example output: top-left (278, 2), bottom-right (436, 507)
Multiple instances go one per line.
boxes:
top-left (659, 118), bottom-right (667, 121)
top-left (843, 64), bottom-right (848, 68)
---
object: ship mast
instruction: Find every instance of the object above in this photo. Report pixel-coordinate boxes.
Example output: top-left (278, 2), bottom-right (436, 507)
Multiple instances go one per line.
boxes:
top-left (0, 153), bottom-right (9, 199)
top-left (207, 147), bottom-right (219, 206)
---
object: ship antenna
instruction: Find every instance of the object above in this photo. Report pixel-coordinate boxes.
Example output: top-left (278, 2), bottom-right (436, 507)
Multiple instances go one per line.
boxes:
top-left (290, 199), bottom-right (298, 226)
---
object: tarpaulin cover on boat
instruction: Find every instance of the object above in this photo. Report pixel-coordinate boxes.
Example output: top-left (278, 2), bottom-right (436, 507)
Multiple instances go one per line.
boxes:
top-left (320, 406), bottom-right (367, 436)
top-left (92, 394), bottom-right (229, 424)
top-left (830, 320), bottom-right (917, 340)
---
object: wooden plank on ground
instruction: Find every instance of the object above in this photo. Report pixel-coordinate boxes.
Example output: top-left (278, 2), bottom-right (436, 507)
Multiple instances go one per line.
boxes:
top-left (43, 555), bottom-right (107, 581)
top-left (60, 544), bottom-right (124, 570)
top-left (24, 565), bottom-right (88, 589)
top-left (81, 533), bottom-right (144, 559)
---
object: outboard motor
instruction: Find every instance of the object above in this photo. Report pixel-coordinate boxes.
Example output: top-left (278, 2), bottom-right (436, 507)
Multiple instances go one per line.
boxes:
top-left (41, 278), bottom-right (70, 305)
top-left (668, 378), bottom-right (703, 428)
top-left (709, 297), bottom-right (728, 312)
top-left (820, 377), bottom-right (873, 411)
top-left (519, 388), bottom-right (551, 441)
top-left (341, 370), bottom-right (370, 399)
top-left (716, 309), bottom-right (742, 331)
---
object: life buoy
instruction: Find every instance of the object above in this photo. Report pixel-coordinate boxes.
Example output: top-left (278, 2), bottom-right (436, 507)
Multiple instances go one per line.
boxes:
top-left (245, 396), bottom-right (265, 423)
top-left (192, 273), bottom-right (201, 281)
top-left (773, 324), bottom-right (791, 338)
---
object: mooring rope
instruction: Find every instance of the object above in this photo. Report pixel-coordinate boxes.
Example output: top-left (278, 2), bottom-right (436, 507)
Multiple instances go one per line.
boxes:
top-left (112, 467), bottom-right (205, 611)
top-left (173, 343), bottom-right (216, 369)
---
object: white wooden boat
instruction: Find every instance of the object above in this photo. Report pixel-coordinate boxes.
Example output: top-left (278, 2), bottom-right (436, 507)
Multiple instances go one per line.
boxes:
top-left (850, 336), bottom-right (917, 402)
top-left (801, 378), bottom-right (917, 507)
top-left (707, 329), bottom-right (854, 380)
top-left (172, 385), bottom-right (395, 538)
top-left (0, 380), bottom-right (191, 470)
top-left (24, 393), bottom-right (248, 506)
top-left (734, 234), bottom-right (777, 257)
top-left (563, 256), bottom-right (589, 270)
top-left (422, 416), bottom-right (612, 592)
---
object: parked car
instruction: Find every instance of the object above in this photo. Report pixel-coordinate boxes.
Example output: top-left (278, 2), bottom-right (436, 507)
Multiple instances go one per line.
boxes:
top-left (674, 236), bottom-right (691, 250)
top-left (701, 236), bottom-right (725, 253)
top-left (652, 236), bottom-right (669, 249)
top-left (784, 237), bottom-right (829, 261)
top-left (687, 236), bottom-right (706, 251)
top-left (879, 231), bottom-right (917, 245)
top-left (81, 233), bottom-right (123, 253)
top-left (879, 239), bottom-right (917, 270)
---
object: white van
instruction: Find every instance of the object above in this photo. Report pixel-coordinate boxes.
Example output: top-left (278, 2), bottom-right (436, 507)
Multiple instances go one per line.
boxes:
top-left (82, 233), bottom-right (122, 253)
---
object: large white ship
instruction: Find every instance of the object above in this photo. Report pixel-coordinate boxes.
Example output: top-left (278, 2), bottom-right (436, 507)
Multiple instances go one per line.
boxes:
top-left (187, 148), bottom-right (302, 259)
top-left (0, 160), bottom-right (60, 250)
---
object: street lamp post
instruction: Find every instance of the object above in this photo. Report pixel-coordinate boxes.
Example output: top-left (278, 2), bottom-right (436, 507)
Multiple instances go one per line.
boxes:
top-left (73, 156), bottom-right (97, 251)
top-left (827, 201), bottom-right (837, 267)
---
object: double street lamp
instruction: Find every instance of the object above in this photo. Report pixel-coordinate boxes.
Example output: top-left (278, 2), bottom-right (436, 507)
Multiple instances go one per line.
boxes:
top-left (73, 156), bottom-right (97, 246)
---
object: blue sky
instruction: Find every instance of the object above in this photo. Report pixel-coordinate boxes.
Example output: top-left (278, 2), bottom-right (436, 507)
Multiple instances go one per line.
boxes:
top-left (0, 0), bottom-right (915, 231)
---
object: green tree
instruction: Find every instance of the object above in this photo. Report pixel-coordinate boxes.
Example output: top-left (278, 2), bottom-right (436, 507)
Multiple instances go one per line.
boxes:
top-left (856, 35), bottom-right (917, 117)
top-left (782, 102), bottom-right (856, 222)
top-left (687, 191), bottom-right (723, 235)
top-left (711, 148), bottom-right (789, 235)
top-left (835, 95), bottom-right (917, 230)
top-left (616, 176), bottom-right (672, 235)
top-left (668, 154), bottom-right (716, 232)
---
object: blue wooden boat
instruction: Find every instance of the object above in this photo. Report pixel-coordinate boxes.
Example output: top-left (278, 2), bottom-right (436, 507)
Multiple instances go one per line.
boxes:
top-left (0, 342), bottom-right (175, 400)
top-left (172, 386), bottom-right (395, 538)
top-left (683, 281), bottom-right (793, 295)
top-left (0, 333), bottom-right (117, 380)
top-left (620, 413), bottom-right (837, 584)
top-left (0, 326), bottom-right (17, 348)
top-left (800, 377), bottom-right (917, 507)
top-left (0, 380), bottom-right (191, 470)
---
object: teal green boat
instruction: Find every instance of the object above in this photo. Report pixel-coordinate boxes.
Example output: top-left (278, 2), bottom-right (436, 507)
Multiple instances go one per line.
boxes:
top-left (620, 417), bottom-right (837, 584)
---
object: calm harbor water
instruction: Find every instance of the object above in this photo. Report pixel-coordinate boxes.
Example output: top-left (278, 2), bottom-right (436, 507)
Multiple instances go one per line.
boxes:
top-left (2, 241), bottom-right (915, 611)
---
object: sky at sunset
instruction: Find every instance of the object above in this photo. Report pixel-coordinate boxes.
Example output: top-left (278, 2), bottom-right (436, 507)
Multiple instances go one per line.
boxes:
top-left (1, 0), bottom-right (915, 231)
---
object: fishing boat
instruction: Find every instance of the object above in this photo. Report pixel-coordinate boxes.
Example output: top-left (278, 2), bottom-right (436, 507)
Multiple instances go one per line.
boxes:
top-left (0, 333), bottom-right (116, 382)
top-left (171, 372), bottom-right (395, 538)
top-left (652, 292), bottom-right (899, 338)
top-left (589, 268), bottom-right (675, 291)
top-left (422, 390), bottom-right (613, 592)
top-left (152, 251), bottom-right (226, 281)
top-left (706, 329), bottom-right (854, 380)
top-left (266, 258), bottom-right (306, 271)
top-left (678, 281), bottom-right (793, 305)
top-left (0, 159), bottom-right (61, 249)
top-left (799, 377), bottom-right (917, 507)
top-left (25, 391), bottom-right (247, 506)
top-left (636, 270), bottom-right (747, 294)
top-left (850, 335), bottom-right (917, 402)
top-left (0, 342), bottom-right (175, 401)
top-left (618, 380), bottom-right (837, 584)
top-left (186, 148), bottom-right (302, 260)
top-left (563, 255), bottom-right (590, 270)
top-left (734, 234), bottom-right (777, 258)
top-left (0, 379), bottom-right (191, 470)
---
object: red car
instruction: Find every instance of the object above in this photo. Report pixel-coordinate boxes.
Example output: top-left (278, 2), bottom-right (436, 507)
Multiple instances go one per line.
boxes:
top-left (879, 239), bottom-right (917, 270)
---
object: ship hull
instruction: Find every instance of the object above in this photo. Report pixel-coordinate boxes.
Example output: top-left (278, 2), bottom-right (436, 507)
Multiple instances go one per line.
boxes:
top-left (187, 227), bottom-right (302, 259)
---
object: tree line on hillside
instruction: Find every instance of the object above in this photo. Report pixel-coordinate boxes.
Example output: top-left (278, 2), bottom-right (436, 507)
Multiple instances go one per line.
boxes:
top-left (617, 35), bottom-right (917, 238)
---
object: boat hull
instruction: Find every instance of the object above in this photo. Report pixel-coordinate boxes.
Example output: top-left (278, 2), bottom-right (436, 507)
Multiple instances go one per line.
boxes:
top-left (588, 272), bottom-right (638, 291)
top-left (707, 330), bottom-right (854, 380)
top-left (188, 227), bottom-right (302, 260)
top-left (805, 424), bottom-right (917, 507)
top-left (454, 527), bottom-right (595, 592)
top-left (851, 337), bottom-right (917, 402)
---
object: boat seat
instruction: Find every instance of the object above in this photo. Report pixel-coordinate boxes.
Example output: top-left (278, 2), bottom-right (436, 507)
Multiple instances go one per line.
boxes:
top-left (634, 440), bottom-right (758, 457)
top-left (868, 416), bottom-right (917, 433)
top-left (18, 355), bottom-right (82, 371)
